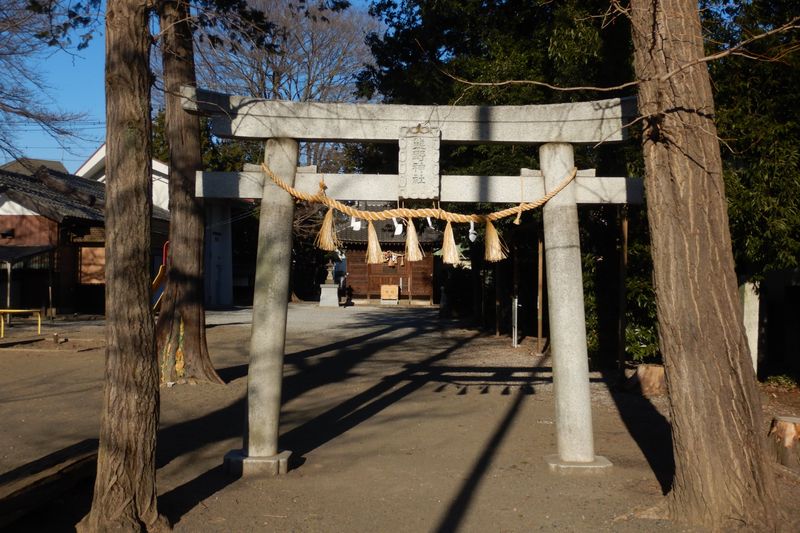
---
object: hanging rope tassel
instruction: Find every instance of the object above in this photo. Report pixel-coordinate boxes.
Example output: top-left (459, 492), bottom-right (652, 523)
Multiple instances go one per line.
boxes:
top-left (484, 220), bottom-right (508, 262)
top-left (514, 173), bottom-right (524, 225)
top-left (441, 221), bottom-right (460, 265)
top-left (366, 220), bottom-right (383, 264)
top-left (404, 218), bottom-right (425, 262)
top-left (314, 208), bottom-right (340, 252)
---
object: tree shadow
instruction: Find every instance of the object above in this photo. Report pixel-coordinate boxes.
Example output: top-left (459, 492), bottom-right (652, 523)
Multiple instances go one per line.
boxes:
top-left (162, 310), bottom-right (445, 461)
top-left (159, 308), bottom-right (553, 525)
top-left (157, 309), bottom-right (451, 524)
top-left (205, 321), bottom-right (252, 329)
top-left (2, 478), bottom-right (95, 533)
top-left (215, 364), bottom-right (248, 383)
top-left (435, 388), bottom-right (528, 533)
top-left (600, 368), bottom-right (675, 494)
top-left (215, 315), bottom-right (436, 385)
top-left (158, 308), bottom-right (561, 527)
top-left (281, 331), bottom-right (480, 458)
top-left (156, 400), bottom-right (244, 469)
top-left (0, 440), bottom-right (98, 532)
top-left (158, 465), bottom-right (230, 526)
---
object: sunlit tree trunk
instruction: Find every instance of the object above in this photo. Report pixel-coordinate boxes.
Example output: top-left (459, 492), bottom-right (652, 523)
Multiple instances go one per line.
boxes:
top-left (78, 0), bottom-right (167, 530)
top-left (630, 0), bottom-right (779, 529)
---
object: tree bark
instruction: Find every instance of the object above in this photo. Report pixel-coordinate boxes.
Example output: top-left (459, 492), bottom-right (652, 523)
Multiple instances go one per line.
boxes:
top-left (630, 1), bottom-right (779, 530)
top-left (156, 0), bottom-right (222, 385)
top-left (78, 0), bottom-right (167, 530)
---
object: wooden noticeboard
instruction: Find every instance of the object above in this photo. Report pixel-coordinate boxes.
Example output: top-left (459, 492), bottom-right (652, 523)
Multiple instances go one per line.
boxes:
top-left (380, 284), bottom-right (399, 300)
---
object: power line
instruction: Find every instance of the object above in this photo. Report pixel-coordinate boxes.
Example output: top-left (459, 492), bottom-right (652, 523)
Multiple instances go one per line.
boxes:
top-left (12, 145), bottom-right (102, 150)
top-left (10, 127), bottom-right (106, 132)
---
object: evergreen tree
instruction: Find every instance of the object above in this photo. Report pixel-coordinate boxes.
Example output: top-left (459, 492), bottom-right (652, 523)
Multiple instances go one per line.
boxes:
top-left (705, 1), bottom-right (800, 278)
top-left (360, 0), bottom-right (639, 356)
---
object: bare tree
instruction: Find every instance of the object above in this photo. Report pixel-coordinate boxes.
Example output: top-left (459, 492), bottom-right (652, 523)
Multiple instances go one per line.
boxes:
top-left (197, 0), bottom-right (374, 101)
top-left (629, 0), bottom-right (779, 529)
top-left (0, 0), bottom-right (87, 159)
top-left (196, 0), bottom-right (377, 168)
top-left (78, 0), bottom-right (168, 530)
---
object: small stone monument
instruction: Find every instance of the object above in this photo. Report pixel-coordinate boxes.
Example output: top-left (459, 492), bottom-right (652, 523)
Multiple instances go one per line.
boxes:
top-left (319, 260), bottom-right (339, 307)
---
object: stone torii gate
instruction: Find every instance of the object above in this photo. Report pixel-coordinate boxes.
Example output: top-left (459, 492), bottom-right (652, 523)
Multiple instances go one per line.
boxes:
top-left (183, 87), bottom-right (641, 475)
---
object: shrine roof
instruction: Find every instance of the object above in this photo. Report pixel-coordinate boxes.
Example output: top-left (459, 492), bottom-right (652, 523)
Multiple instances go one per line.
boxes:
top-left (0, 165), bottom-right (170, 223)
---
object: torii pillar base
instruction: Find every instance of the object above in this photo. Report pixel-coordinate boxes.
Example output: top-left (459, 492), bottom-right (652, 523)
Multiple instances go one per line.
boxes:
top-left (224, 449), bottom-right (292, 477)
top-left (544, 454), bottom-right (612, 474)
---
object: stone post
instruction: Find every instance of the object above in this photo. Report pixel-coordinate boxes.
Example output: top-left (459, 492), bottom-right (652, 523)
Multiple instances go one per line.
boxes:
top-left (739, 281), bottom-right (759, 374)
top-left (540, 143), bottom-right (611, 472)
top-left (225, 138), bottom-right (297, 476)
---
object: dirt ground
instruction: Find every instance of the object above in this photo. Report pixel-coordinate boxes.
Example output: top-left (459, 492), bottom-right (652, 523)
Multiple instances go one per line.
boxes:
top-left (1, 305), bottom-right (798, 532)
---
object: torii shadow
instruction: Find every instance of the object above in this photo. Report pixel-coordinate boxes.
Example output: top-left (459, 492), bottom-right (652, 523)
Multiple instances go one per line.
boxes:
top-left (157, 311), bottom-right (474, 524)
top-left (157, 308), bottom-right (570, 527)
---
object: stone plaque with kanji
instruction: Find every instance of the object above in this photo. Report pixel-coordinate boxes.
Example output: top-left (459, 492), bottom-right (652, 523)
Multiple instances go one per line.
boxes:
top-left (398, 126), bottom-right (440, 200)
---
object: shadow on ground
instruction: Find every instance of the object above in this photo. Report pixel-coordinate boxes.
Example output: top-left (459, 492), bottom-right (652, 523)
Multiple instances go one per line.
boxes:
top-left (4, 307), bottom-right (678, 530)
top-left (600, 367), bottom-right (675, 494)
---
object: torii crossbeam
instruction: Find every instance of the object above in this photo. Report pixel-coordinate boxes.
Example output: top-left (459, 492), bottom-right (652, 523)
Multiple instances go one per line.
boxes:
top-left (183, 87), bottom-right (641, 475)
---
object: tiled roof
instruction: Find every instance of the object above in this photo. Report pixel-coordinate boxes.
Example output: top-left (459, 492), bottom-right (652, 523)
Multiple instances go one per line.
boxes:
top-left (0, 158), bottom-right (69, 175)
top-left (0, 165), bottom-right (169, 222)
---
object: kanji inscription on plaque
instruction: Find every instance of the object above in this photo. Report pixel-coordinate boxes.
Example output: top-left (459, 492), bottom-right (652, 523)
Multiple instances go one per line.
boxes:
top-left (398, 126), bottom-right (440, 200)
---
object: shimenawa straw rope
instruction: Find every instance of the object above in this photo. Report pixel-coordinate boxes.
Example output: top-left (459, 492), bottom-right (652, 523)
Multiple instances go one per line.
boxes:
top-left (261, 163), bottom-right (576, 263)
top-left (261, 163), bottom-right (576, 224)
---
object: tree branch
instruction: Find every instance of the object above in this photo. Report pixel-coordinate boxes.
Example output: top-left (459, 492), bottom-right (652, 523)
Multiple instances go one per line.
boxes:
top-left (433, 15), bottom-right (800, 94)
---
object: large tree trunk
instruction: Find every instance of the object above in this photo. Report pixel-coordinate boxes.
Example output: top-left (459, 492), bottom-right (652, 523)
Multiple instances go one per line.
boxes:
top-left (630, 1), bottom-right (779, 530)
top-left (156, 0), bottom-right (222, 385)
top-left (78, 0), bottom-right (167, 531)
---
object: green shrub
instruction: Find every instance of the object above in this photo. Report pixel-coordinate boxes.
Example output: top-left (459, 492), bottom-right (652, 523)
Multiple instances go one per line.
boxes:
top-left (764, 374), bottom-right (799, 390)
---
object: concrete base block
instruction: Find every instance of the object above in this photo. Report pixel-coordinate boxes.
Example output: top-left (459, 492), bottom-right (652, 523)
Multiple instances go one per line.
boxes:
top-left (224, 449), bottom-right (292, 477)
top-left (319, 285), bottom-right (339, 307)
top-left (544, 454), bottom-right (612, 473)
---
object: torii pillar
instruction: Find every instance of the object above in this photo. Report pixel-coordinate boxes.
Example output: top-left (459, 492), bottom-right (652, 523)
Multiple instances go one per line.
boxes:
top-left (540, 143), bottom-right (611, 472)
top-left (224, 138), bottom-right (297, 476)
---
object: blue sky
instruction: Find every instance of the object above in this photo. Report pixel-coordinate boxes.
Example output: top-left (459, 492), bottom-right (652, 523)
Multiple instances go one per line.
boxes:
top-left (4, 33), bottom-right (107, 173)
top-left (5, 1), bottom-right (375, 173)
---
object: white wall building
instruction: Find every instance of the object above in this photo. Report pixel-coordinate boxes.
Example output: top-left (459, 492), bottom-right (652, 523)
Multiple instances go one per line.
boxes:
top-left (76, 144), bottom-right (233, 308)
